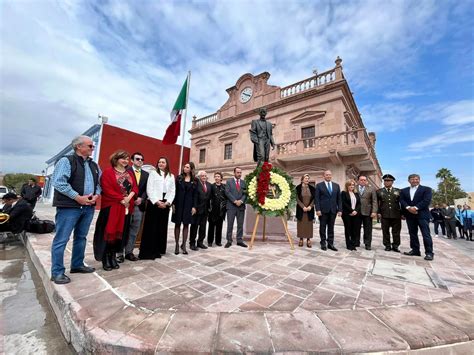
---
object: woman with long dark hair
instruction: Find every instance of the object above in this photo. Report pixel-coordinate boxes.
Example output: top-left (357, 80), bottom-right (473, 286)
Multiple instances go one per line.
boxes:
top-left (139, 157), bottom-right (175, 259)
top-left (94, 150), bottom-right (138, 271)
top-left (295, 174), bottom-right (315, 248)
top-left (172, 162), bottom-right (196, 255)
top-left (341, 179), bottom-right (361, 251)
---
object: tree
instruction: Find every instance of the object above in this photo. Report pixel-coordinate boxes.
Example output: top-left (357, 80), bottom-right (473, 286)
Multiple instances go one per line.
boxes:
top-left (3, 173), bottom-right (37, 194)
top-left (432, 168), bottom-right (467, 205)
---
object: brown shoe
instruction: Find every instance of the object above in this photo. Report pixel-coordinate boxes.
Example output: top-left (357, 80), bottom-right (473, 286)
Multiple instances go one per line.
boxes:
top-left (307, 239), bottom-right (312, 248)
top-left (298, 239), bottom-right (304, 247)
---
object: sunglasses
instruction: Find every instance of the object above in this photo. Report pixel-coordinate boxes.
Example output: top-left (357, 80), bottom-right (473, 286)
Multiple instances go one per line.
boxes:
top-left (135, 158), bottom-right (144, 161)
top-left (83, 144), bottom-right (95, 149)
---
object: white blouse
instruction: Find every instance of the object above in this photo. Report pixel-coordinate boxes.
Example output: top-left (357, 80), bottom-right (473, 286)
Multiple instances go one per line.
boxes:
top-left (146, 170), bottom-right (176, 205)
top-left (349, 191), bottom-right (357, 210)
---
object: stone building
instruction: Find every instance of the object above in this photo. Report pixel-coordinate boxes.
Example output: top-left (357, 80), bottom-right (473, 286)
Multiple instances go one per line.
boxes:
top-left (189, 57), bottom-right (382, 187)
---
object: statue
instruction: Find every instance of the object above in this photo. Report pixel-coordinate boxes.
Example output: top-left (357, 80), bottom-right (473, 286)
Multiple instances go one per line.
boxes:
top-left (249, 108), bottom-right (275, 166)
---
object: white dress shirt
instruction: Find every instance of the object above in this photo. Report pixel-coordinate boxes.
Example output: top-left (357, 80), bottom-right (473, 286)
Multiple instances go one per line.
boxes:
top-left (409, 185), bottom-right (418, 200)
top-left (147, 170), bottom-right (176, 205)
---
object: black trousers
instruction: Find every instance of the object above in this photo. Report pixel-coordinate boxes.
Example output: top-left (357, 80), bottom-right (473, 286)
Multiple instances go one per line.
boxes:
top-left (445, 219), bottom-right (457, 238)
top-left (342, 214), bottom-right (360, 249)
top-left (406, 217), bottom-right (433, 255)
top-left (433, 220), bottom-right (445, 236)
top-left (208, 217), bottom-right (224, 245)
top-left (190, 214), bottom-right (208, 246)
top-left (356, 215), bottom-right (373, 247)
top-left (381, 217), bottom-right (401, 248)
top-left (319, 212), bottom-right (336, 247)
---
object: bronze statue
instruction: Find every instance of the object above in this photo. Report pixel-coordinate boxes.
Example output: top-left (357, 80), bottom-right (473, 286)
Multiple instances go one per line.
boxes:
top-left (249, 108), bottom-right (275, 166)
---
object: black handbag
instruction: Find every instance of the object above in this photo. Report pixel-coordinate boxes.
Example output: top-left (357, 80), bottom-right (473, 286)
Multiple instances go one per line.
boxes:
top-left (27, 215), bottom-right (55, 234)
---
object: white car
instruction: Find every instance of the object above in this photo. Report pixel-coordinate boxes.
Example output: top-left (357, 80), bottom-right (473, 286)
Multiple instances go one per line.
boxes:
top-left (0, 185), bottom-right (8, 199)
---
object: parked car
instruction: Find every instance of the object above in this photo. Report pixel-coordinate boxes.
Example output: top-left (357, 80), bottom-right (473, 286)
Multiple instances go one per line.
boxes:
top-left (0, 185), bottom-right (8, 199)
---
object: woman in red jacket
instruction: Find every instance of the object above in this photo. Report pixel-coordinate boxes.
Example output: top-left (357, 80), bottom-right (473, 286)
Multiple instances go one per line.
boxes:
top-left (94, 150), bottom-right (138, 271)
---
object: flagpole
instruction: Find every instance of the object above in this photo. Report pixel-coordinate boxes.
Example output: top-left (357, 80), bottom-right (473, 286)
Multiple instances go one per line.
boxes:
top-left (178, 71), bottom-right (191, 174)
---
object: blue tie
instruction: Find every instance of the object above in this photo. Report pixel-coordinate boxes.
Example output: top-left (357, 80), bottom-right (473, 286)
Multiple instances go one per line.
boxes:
top-left (327, 182), bottom-right (332, 194)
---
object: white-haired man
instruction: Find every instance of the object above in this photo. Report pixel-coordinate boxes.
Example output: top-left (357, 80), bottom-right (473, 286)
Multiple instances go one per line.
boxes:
top-left (190, 170), bottom-right (212, 250)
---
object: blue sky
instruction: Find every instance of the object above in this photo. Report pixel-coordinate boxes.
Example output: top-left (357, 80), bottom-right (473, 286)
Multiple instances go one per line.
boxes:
top-left (1, 0), bottom-right (473, 190)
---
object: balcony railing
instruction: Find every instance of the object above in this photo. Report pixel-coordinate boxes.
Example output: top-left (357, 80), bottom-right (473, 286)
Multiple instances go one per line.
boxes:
top-left (280, 68), bottom-right (337, 99)
top-left (193, 112), bottom-right (218, 128)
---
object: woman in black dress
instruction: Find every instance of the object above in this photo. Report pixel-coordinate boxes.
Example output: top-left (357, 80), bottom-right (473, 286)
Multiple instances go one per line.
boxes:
top-left (341, 179), bottom-right (361, 251)
top-left (139, 157), bottom-right (175, 260)
top-left (207, 172), bottom-right (227, 247)
top-left (172, 162), bottom-right (196, 255)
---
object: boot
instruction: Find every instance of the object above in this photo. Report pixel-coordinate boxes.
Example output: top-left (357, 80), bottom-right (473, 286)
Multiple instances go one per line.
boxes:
top-left (102, 252), bottom-right (112, 271)
top-left (110, 253), bottom-right (120, 269)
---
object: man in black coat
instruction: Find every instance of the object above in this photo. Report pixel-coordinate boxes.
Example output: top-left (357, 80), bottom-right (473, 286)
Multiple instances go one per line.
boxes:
top-left (376, 174), bottom-right (402, 252)
top-left (121, 152), bottom-right (149, 262)
top-left (0, 193), bottom-right (33, 234)
top-left (20, 178), bottom-right (42, 209)
top-left (400, 174), bottom-right (434, 260)
top-left (314, 170), bottom-right (342, 251)
top-left (190, 170), bottom-right (212, 250)
top-left (441, 203), bottom-right (457, 239)
top-left (430, 204), bottom-right (446, 238)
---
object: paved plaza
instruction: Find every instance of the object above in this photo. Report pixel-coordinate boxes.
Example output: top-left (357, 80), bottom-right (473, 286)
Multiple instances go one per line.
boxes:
top-left (24, 205), bottom-right (474, 353)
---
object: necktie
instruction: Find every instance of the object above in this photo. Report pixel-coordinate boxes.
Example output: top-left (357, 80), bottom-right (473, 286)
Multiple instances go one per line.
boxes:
top-left (360, 186), bottom-right (365, 195)
top-left (236, 179), bottom-right (240, 191)
top-left (202, 182), bottom-right (207, 193)
top-left (327, 182), bottom-right (332, 194)
top-left (134, 169), bottom-right (141, 183)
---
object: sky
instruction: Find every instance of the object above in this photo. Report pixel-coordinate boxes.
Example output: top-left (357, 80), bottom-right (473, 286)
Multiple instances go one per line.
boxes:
top-left (1, 0), bottom-right (473, 191)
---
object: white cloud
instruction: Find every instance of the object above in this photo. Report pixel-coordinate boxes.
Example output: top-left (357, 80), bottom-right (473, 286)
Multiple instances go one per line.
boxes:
top-left (407, 126), bottom-right (474, 151)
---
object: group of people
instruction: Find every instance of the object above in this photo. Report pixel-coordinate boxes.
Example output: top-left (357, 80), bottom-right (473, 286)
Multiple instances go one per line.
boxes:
top-left (295, 171), bottom-right (435, 261)
top-left (430, 203), bottom-right (473, 241)
top-left (49, 135), bottom-right (248, 284)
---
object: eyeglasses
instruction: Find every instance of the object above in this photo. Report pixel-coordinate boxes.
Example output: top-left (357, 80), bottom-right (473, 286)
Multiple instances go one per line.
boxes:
top-left (135, 158), bottom-right (144, 161)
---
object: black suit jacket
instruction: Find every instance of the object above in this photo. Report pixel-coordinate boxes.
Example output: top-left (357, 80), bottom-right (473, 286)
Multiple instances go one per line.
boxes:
top-left (341, 191), bottom-right (361, 216)
top-left (5, 199), bottom-right (33, 234)
top-left (193, 181), bottom-right (212, 215)
top-left (400, 185), bottom-right (432, 220)
top-left (315, 181), bottom-right (342, 214)
top-left (128, 167), bottom-right (149, 211)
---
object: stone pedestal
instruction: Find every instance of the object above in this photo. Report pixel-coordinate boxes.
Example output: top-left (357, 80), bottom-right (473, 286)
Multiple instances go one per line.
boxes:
top-left (244, 207), bottom-right (288, 240)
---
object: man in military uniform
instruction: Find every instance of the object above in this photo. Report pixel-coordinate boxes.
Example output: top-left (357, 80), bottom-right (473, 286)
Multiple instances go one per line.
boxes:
top-left (377, 174), bottom-right (402, 252)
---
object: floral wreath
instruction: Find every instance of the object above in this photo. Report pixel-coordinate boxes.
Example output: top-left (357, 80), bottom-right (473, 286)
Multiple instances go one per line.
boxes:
top-left (245, 162), bottom-right (296, 217)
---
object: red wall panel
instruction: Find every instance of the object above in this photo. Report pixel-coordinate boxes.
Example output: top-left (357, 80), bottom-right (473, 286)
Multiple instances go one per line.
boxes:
top-left (98, 124), bottom-right (190, 176)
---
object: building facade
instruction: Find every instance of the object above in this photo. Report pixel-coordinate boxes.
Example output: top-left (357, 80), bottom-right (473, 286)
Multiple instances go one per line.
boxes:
top-left (43, 121), bottom-right (190, 202)
top-left (189, 57), bottom-right (382, 187)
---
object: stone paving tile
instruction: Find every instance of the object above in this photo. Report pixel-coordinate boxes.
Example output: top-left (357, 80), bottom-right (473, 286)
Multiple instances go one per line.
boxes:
top-left (216, 313), bottom-right (273, 353)
top-left (266, 311), bottom-right (340, 352)
top-left (275, 281), bottom-right (312, 299)
top-left (133, 279), bottom-right (164, 294)
top-left (133, 289), bottom-right (187, 311)
top-left (99, 306), bottom-right (148, 334)
top-left (246, 271), bottom-right (269, 282)
top-left (268, 294), bottom-right (304, 312)
top-left (169, 284), bottom-right (203, 301)
top-left (318, 309), bottom-right (409, 352)
top-left (238, 301), bottom-right (269, 312)
top-left (190, 288), bottom-right (232, 309)
top-left (115, 283), bottom-right (150, 301)
top-left (186, 279), bottom-right (217, 294)
top-left (64, 273), bottom-right (108, 300)
top-left (299, 288), bottom-right (336, 311)
top-left (371, 306), bottom-right (470, 349)
top-left (156, 312), bottom-right (218, 352)
top-left (253, 288), bottom-right (285, 307)
top-left (328, 293), bottom-right (357, 309)
top-left (206, 293), bottom-right (248, 312)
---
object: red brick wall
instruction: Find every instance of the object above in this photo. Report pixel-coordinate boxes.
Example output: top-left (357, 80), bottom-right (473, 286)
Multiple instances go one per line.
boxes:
top-left (98, 124), bottom-right (190, 176)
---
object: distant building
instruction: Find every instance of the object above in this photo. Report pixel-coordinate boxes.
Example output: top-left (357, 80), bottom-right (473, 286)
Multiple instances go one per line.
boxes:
top-left (189, 57), bottom-right (382, 187)
top-left (42, 122), bottom-right (190, 202)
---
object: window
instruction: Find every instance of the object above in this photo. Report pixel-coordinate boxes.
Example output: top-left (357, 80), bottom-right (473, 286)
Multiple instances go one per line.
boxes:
top-left (199, 149), bottom-right (206, 163)
top-left (224, 143), bottom-right (232, 160)
top-left (302, 126), bottom-right (315, 148)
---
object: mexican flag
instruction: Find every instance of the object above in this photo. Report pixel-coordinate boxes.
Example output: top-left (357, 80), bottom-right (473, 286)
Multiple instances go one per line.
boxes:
top-left (162, 77), bottom-right (188, 145)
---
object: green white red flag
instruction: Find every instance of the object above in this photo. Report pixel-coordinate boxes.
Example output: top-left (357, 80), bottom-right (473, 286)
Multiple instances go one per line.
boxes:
top-left (162, 77), bottom-right (188, 145)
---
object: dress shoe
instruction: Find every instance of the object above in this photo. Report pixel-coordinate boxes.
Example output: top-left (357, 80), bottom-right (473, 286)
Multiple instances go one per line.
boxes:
top-left (190, 245), bottom-right (198, 251)
top-left (117, 254), bottom-right (125, 263)
top-left (125, 253), bottom-right (138, 261)
top-left (365, 245), bottom-right (371, 251)
top-left (197, 243), bottom-right (208, 249)
top-left (384, 246), bottom-right (392, 251)
top-left (225, 242), bottom-right (232, 248)
top-left (216, 243), bottom-right (222, 247)
top-left (70, 266), bottom-right (95, 273)
top-left (424, 254), bottom-right (434, 261)
top-left (355, 243), bottom-right (360, 247)
top-left (180, 244), bottom-right (188, 255)
top-left (208, 243), bottom-right (213, 247)
top-left (307, 239), bottom-right (312, 248)
top-left (328, 245), bottom-right (338, 251)
top-left (403, 250), bottom-right (421, 256)
top-left (298, 239), bottom-right (304, 247)
top-left (237, 241), bottom-right (248, 248)
top-left (51, 274), bottom-right (71, 284)
top-left (174, 245), bottom-right (180, 255)
top-left (321, 245), bottom-right (327, 251)
top-left (392, 247), bottom-right (400, 253)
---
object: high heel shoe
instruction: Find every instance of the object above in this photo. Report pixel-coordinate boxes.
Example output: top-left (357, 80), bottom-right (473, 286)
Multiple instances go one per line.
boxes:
top-left (175, 244), bottom-right (180, 255)
top-left (180, 244), bottom-right (188, 255)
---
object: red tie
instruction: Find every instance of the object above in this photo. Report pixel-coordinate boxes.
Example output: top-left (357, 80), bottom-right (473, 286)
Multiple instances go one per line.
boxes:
top-left (202, 182), bottom-right (207, 193)
top-left (236, 179), bottom-right (240, 191)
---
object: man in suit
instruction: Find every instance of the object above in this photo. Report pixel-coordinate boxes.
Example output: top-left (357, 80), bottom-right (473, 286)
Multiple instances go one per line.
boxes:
top-left (376, 174), bottom-right (402, 252)
top-left (400, 174), bottom-right (434, 260)
top-left (249, 107), bottom-right (275, 166)
top-left (120, 152), bottom-right (149, 262)
top-left (224, 167), bottom-right (247, 248)
top-left (430, 204), bottom-right (446, 238)
top-left (20, 178), bottom-right (42, 210)
top-left (356, 175), bottom-right (378, 250)
top-left (190, 170), bottom-right (212, 250)
top-left (441, 203), bottom-right (457, 239)
top-left (315, 170), bottom-right (342, 251)
top-left (0, 193), bottom-right (33, 234)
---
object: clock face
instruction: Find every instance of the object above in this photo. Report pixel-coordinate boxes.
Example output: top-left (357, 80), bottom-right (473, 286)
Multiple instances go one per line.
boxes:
top-left (239, 87), bottom-right (253, 103)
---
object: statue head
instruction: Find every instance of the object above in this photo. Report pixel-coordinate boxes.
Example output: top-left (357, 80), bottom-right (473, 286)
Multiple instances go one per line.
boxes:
top-left (259, 107), bottom-right (267, 119)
